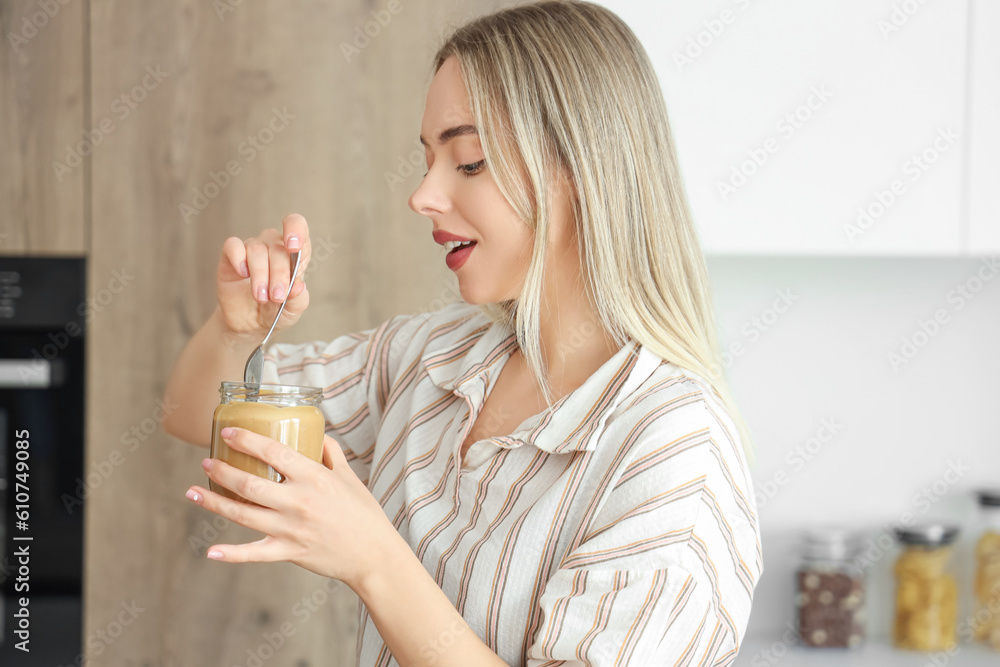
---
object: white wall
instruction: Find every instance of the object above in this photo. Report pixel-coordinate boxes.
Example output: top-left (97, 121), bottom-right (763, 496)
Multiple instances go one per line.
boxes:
top-left (706, 256), bottom-right (1000, 643)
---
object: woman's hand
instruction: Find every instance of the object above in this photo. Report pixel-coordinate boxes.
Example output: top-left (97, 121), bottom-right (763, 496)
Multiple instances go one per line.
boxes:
top-left (185, 427), bottom-right (399, 589)
top-left (216, 213), bottom-right (312, 344)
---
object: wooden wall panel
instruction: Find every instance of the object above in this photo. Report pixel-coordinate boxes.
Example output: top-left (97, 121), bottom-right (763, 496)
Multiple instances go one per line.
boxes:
top-left (0, 0), bottom-right (86, 253)
top-left (83, 1), bottom-right (513, 664)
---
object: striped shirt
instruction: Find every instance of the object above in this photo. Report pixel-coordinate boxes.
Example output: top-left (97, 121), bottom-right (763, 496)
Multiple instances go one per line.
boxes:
top-left (261, 300), bottom-right (763, 666)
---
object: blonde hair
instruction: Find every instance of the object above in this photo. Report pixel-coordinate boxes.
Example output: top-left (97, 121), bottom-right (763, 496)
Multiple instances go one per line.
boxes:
top-left (432, 0), bottom-right (755, 464)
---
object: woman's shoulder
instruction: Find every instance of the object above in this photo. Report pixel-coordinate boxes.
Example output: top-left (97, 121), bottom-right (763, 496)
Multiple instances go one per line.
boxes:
top-left (380, 299), bottom-right (489, 351)
top-left (611, 358), bottom-right (746, 467)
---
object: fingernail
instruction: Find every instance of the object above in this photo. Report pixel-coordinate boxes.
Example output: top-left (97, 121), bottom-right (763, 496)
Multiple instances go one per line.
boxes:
top-left (221, 427), bottom-right (234, 439)
top-left (207, 550), bottom-right (224, 560)
top-left (201, 458), bottom-right (213, 470)
top-left (186, 489), bottom-right (202, 503)
top-left (272, 284), bottom-right (285, 300)
top-left (257, 285), bottom-right (268, 302)
top-left (239, 261), bottom-right (249, 278)
top-left (287, 235), bottom-right (300, 250)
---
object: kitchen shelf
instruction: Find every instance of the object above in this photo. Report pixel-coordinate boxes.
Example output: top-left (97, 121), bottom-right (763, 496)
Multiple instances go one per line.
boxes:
top-left (735, 637), bottom-right (998, 666)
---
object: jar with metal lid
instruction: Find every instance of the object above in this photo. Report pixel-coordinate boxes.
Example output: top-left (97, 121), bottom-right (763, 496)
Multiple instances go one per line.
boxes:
top-left (892, 523), bottom-right (960, 651)
top-left (972, 490), bottom-right (1000, 650)
top-left (209, 381), bottom-right (325, 502)
top-left (794, 528), bottom-right (866, 648)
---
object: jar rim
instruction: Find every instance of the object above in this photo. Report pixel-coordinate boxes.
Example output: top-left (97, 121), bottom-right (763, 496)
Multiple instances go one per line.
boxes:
top-left (976, 489), bottom-right (1000, 507)
top-left (796, 526), bottom-right (863, 560)
top-left (219, 381), bottom-right (324, 405)
top-left (893, 523), bottom-right (960, 547)
top-left (220, 381), bottom-right (323, 394)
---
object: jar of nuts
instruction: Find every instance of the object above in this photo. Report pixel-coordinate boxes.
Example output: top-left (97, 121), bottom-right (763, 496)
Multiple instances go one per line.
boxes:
top-left (892, 523), bottom-right (960, 652)
top-left (794, 528), bottom-right (866, 648)
top-left (973, 490), bottom-right (1000, 650)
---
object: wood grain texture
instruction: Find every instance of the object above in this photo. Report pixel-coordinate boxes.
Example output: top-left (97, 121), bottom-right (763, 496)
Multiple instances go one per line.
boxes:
top-left (82, 1), bottom-right (515, 664)
top-left (0, 0), bottom-right (86, 253)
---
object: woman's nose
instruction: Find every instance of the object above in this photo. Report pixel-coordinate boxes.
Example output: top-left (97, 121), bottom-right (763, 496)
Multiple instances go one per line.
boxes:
top-left (408, 169), bottom-right (451, 216)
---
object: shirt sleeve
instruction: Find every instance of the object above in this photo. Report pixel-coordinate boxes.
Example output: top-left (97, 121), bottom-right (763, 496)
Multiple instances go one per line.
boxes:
top-left (526, 388), bottom-right (763, 666)
top-left (259, 310), bottom-right (437, 484)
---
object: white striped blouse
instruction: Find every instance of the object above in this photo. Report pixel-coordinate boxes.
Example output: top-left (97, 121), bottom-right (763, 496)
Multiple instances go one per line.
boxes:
top-left (261, 300), bottom-right (763, 666)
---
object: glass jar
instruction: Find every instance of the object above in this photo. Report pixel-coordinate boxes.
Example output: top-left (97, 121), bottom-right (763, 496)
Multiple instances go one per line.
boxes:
top-left (209, 382), bottom-right (325, 502)
top-left (892, 523), bottom-right (960, 651)
top-left (794, 528), bottom-right (866, 648)
top-left (973, 490), bottom-right (1000, 650)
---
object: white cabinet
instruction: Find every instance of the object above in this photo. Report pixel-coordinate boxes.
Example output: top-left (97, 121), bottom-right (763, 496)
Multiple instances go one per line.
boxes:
top-left (968, 0), bottom-right (1000, 255)
top-left (596, 0), bottom-right (971, 255)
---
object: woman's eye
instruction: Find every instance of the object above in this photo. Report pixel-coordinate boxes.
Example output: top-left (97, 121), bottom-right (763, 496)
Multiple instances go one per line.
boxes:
top-left (457, 160), bottom-right (486, 177)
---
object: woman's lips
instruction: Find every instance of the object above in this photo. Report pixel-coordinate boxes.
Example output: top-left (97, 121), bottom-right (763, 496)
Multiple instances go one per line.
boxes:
top-left (446, 242), bottom-right (476, 270)
top-left (432, 229), bottom-right (475, 245)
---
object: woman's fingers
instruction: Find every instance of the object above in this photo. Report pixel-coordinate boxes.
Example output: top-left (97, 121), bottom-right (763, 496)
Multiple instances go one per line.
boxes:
top-left (322, 434), bottom-right (347, 470)
top-left (185, 483), bottom-right (281, 536)
top-left (200, 458), bottom-right (287, 510)
top-left (281, 213), bottom-right (309, 253)
top-left (281, 213), bottom-right (311, 292)
top-left (267, 239), bottom-right (290, 302)
top-left (217, 427), bottom-right (313, 481)
top-left (202, 535), bottom-right (289, 564)
top-left (220, 236), bottom-right (250, 280)
top-left (245, 237), bottom-right (271, 303)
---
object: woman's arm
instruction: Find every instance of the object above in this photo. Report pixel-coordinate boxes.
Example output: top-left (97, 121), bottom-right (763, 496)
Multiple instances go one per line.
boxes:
top-left (187, 428), bottom-right (510, 666)
top-left (356, 538), bottom-right (509, 666)
top-left (162, 306), bottom-right (259, 447)
top-left (164, 215), bottom-right (312, 446)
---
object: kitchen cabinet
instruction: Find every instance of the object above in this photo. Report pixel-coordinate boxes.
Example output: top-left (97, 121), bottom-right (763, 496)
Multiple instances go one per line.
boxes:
top-left (968, 0), bottom-right (1000, 255)
top-left (596, 0), bottom-right (971, 255)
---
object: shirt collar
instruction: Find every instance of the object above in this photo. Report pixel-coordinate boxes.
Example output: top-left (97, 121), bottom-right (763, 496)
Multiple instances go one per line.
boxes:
top-left (421, 315), bottom-right (663, 454)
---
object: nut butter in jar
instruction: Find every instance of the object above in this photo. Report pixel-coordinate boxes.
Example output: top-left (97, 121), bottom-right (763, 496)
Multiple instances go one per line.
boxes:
top-left (892, 523), bottom-right (960, 652)
top-left (209, 382), bottom-right (325, 502)
top-left (973, 490), bottom-right (1000, 650)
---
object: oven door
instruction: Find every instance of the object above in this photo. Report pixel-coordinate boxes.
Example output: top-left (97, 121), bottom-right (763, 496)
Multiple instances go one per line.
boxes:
top-left (0, 256), bottom-right (86, 664)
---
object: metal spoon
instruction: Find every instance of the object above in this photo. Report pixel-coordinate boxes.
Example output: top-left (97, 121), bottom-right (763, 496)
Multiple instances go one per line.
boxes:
top-left (243, 251), bottom-right (302, 395)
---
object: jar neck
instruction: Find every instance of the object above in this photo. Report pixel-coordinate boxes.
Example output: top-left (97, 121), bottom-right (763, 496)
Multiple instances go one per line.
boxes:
top-left (800, 555), bottom-right (858, 571)
top-left (981, 506), bottom-right (1000, 532)
top-left (220, 381), bottom-right (323, 406)
top-left (899, 544), bottom-right (954, 576)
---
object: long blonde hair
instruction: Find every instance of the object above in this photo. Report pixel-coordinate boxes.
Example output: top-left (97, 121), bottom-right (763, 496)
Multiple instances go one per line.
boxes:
top-left (433, 0), bottom-right (755, 464)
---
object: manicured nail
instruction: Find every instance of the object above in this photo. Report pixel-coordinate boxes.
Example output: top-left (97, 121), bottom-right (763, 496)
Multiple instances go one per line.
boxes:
top-left (272, 284), bottom-right (285, 300)
top-left (207, 550), bottom-right (224, 560)
top-left (257, 285), bottom-right (268, 302)
top-left (287, 235), bottom-right (300, 250)
top-left (201, 458), bottom-right (212, 470)
top-left (186, 489), bottom-right (202, 503)
top-left (239, 261), bottom-right (249, 278)
top-left (221, 427), bottom-right (235, 439)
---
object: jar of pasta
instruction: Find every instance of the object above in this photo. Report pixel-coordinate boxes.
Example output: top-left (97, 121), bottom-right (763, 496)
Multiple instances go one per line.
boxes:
top-left (794, 528), bottom-right (866, 648)
top-left (892, 524), bottom-right (960, 652)
top-left (209, 382), bottom-right (325, 502)
top-left (973, 490), bottom-right (1000, 650)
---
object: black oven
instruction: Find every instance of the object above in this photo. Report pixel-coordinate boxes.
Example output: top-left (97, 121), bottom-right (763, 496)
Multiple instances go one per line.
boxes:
top-left (0, 257), bottom-right (85, 664)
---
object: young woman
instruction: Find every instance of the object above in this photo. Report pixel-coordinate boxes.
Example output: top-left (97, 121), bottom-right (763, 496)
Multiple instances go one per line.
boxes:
top-left (164, 2), bottom-right (762, 665)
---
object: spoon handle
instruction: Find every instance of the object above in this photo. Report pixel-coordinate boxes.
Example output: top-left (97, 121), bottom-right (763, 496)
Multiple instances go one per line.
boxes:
top-left (259, 250), bottom-right (302, 350)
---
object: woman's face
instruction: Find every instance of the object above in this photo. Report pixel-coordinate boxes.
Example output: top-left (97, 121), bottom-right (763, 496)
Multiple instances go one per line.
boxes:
top-left (409, 56), bottom-right (575, 306)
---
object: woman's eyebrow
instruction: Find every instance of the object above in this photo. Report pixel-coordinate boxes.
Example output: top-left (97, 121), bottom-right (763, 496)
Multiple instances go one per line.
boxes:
top-left (419, 124), bottom-right (478, 146)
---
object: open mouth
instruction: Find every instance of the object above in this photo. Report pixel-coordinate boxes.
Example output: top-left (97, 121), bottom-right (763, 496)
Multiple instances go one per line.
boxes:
top-left (444, 240), bottom-right (476, 270)
top-left (445, 240), bottom-right (477, 254)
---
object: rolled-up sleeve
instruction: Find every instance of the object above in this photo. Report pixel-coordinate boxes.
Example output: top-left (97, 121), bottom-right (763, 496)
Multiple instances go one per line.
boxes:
top-left (259, 310), bottom-right (436, 483)
top-left (526, 393), bottom-right (763, 666)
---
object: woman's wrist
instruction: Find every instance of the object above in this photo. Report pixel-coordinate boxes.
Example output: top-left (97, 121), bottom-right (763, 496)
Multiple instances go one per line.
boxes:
top-left (350, 527), bottom-right (416, 605)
